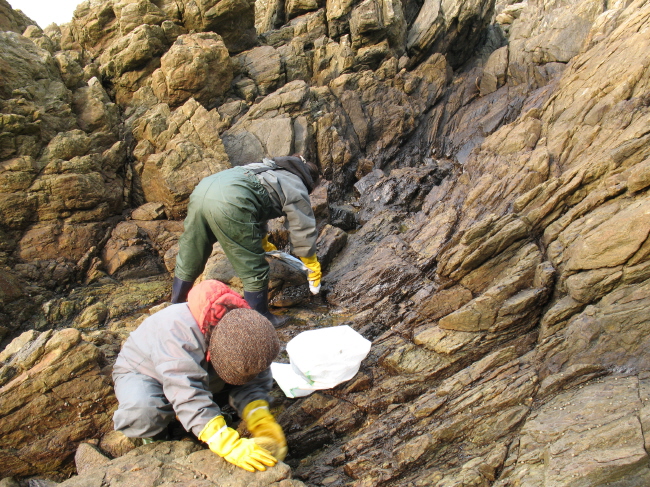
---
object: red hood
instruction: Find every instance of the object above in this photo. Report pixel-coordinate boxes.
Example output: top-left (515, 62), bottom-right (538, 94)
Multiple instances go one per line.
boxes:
top-left (187, 279), bottom-right (250, 337)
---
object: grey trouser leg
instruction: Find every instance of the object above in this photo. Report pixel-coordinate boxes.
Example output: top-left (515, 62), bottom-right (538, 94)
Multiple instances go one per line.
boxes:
top-left (112, 372), bottom-right (175, 438)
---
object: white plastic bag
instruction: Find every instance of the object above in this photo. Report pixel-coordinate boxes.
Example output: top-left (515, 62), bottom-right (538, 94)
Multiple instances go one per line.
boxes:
top-left (271, 325), bottom-right (371, 398)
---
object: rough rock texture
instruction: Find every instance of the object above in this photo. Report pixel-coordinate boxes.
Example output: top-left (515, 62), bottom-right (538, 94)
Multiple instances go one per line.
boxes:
top-left (2, 0), bottom-right (650, 485)
top-left (0, 0), bottom-right (35, 34)
top-left (0, 328), bottom-right (117, 479)
top-left (130, 97), bottom-right (231, 218)
top-left (151, 32), bottom-right (233, 108)
top-left (59, 441), bottom-right (307, 487)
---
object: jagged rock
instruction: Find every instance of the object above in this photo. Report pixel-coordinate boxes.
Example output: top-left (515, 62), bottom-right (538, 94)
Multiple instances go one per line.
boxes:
top-left (406, 0), bottom-right (495, 68)
top-left (355, 165), bottom-right (446, 224)
top-left (17, 222), bottom-right (109, 262)
top-left (348, 0), bottom-right (407, 54)
top-left (23, 25), bottom-right (56, 53)
top-left (315, 53), bottom-right (450, 192)
top-left (507, 0), bottom-right (608, 87)
top-left (37, 276), bottom-right (171, 334)
top-left (0, 328), bottom-right (117, 479)
top-left (99, 24), bottom-right (168, 79)
top-left (233, 45), bottom-right (284, 97)
top-left (113, 0), bottom-right (168, 36)
top-left (72, 302), bottom-right (109, 329)
top-left (131, 98), bottom-right (231, 217)
top-left (0, 31), bottom-right (75, 145)
top-left (540, 279), bottom-right (650, 379)
top-left (101, 220), bottom-right (183, 279)
top-left (55, 51), bottom-right (87, 90)
top-left (495, 376), bottom-right (650, 486)
top-left (57, 441), bottom-right (305, 487)
top-left (0, 0), bottom-right (34, 33)
top-left (0, 477), bottom-right (20, 487)
top-left (130, 202), bottom-right (166, 220)
top-left (98, 430), bottom-right (139, 458)
top-left (221, 80), bottom-right (311, 165)
top-left (286, 0), bottom-right (319, 20)
top-left (72, 78), bottom-right (121, 133)
top-left (151, 32), bottom-right (233, 108)
top-left (315, 224), bottom-right (348, 271)
top-left (71, 0), bottom-right (256, 55)
top-left (2, 0), bottom-right (650, 485)
top-left (75, 442), bottom-right (111, 475)
top-left (195, 0), bottom-right (258, 54)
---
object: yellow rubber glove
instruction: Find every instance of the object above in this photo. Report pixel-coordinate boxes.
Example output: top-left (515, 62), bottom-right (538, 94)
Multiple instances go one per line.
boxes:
top-left (243, 400), bottom-right (288, 461)
top-left (261, 234), bottom-right (277, 252)
top-left (299, 254), bottom-right (321, 294)
top-left (198, 415), bottom-right (277, 472)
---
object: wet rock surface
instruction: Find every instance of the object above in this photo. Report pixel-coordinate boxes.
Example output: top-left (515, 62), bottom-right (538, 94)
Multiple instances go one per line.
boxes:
top-left (1, 0), bottom-right (650, 485)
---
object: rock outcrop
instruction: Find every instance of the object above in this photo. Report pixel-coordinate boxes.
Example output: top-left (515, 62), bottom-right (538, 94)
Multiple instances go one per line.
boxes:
top-left (60, 442), bottom-right (306, 487)
top-left (1, 0), bottom-right (650, 485)
top-left (0, 328), bottom-right (117, 479)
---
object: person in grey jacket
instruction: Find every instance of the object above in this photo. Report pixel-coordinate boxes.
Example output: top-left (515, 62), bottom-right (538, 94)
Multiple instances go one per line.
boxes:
top-left (113, 279), bottom-right (288, 472)
top-left (171, 155), bottom-right (322, 328)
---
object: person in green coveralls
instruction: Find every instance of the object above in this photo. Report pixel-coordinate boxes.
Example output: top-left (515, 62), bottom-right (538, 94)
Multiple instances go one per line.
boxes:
top-left (171, 155), bottom-right (322, 328)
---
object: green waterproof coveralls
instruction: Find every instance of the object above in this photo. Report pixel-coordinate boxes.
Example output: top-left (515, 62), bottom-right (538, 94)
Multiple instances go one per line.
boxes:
top-left (174, 161), bottom-right (317, 292)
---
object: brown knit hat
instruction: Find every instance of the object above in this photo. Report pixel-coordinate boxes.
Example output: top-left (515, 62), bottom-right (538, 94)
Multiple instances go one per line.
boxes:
top-left (209, 308), bottom-right (280, 385)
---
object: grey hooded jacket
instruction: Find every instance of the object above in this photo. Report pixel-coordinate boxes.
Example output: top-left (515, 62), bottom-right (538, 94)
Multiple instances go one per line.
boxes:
top-left (252, 158), bottom-right (318, 258)
top-left (112, 303), bottom-right (273, 437)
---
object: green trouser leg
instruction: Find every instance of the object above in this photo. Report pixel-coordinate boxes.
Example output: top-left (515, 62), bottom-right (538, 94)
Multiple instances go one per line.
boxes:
top-left (175, 167), bottom-right (275, 292)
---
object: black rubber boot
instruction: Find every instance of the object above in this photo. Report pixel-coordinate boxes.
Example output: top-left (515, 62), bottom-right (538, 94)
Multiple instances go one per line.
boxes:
top-left (244, 289), bottom-right (289, 328)
top-left (171, 276), bottom-right (193, 303)
top-left (141, 428), bottom-right (170, 445)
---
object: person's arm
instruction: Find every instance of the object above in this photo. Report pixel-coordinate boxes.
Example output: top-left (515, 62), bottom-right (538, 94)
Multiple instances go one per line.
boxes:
top-left (280, 178), bottom-right (322, 293)
top-left (282, 188), bottom-right (318, 258)
top-left (230, 369), bottom-right (288, 461)
top-left (229, 368), bottom-right (274, 415)
top-left (152, 322), bottom-right (221, 436)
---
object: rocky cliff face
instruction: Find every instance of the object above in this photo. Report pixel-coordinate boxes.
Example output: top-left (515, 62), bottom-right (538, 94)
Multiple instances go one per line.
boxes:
top-left (1, 0), bottom-right (650, 485)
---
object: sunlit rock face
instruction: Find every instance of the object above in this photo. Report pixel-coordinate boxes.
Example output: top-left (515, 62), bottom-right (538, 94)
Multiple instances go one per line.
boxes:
top-left (1, 0), bottom-right (650, 485)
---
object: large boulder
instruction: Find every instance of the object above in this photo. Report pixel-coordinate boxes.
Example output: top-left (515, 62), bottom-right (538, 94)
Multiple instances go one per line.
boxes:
top-left (151, 32), bottom-right (233, 108)
top-left (407, 0), bottom-right (496, 67)
top-left (221, 80), bottom-right (312, 165)
top-left (508, 0), bottom-right (609, 87)
top-left (98, 24), bottom-right (168, 79)
top-left (233, 45), bottom-right (284, 97)
top-left (131, 98), bottom-right (231, 218)
top-left (72, 0), bottom-right (257, 55)
top-left (58, 441), bottom-right (307, 487)
top-left (0, 0), bottom-right (34, 33)
top-left (0, 329), bottom-right (117, 479)
top-left (101, 219), bottom-right (184, 279)
top-left (349, 0), bottom-right (407, 53)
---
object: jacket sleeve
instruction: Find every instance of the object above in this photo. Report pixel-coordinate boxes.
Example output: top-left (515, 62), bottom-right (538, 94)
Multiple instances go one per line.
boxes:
top-left (152, 321), bottom-right (221, 437)
top-left (175, 186), bottom-right (216, 282)
top-left (281, 179), bottom-right (318, 258)
top-left (228, 368), bottom-right (274, 415)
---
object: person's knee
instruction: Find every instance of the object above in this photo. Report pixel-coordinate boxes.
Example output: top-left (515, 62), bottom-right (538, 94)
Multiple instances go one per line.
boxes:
top-left (113, 404), bottom-right (174, 438)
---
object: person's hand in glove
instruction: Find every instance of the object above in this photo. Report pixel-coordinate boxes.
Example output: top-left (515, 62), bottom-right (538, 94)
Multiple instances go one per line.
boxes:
top-left (198, 415), bottom-right (277, 472)
top-left (243, 400), bottom-right (288, 461)
top-left (299, 254), bottom-right (321, 294)
top-left (261, 234), bottom-right (277, 252)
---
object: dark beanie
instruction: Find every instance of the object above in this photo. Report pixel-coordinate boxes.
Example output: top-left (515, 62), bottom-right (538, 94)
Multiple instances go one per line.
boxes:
top-left (209, 308), bottom-right (280, 385)
top-left (273, 155), bottom-right (320, 193)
